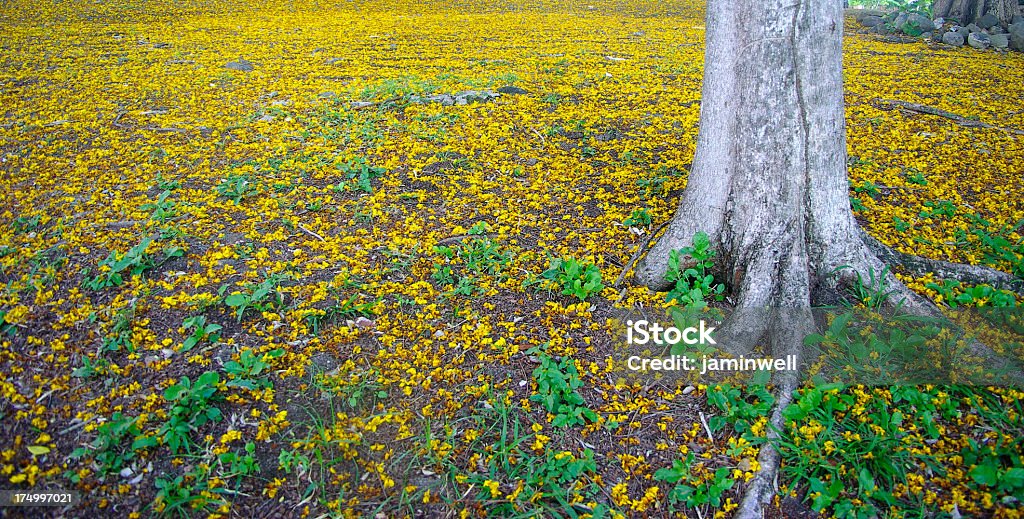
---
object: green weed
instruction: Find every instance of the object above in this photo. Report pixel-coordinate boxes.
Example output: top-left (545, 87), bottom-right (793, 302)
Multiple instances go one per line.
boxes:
top-left (215, 173), bottom-right (259, 203)
top-left (665, 232), bottom-right (724, 309)
top-left (535, 257), bottom-right (604, 301)
top-left (335, 157), bottom-right (386, 194)
top-left (141, 190), bottom-right (178, 223)
top-left (527, 344), bottom-right (598, 427)
top-left (655, 453), bottom-right (735, 510)
top-left (181, 315), bottom-right (222, 352)
top-left (224, 348), bottom-right (284, 390)
top-left (221, 274), bottom-right (285, 322)
top-left (159, 371), bottom-right (223, 454)
top-left (68, 412), bottom-right (146, 478)
top-left (622, 208), bottom-right (652, 227)
top-left (84, 237), bottom-right (184, 290)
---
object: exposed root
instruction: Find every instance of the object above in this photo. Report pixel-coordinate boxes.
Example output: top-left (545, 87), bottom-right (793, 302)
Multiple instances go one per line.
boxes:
top-left (842, 243), bottom-right (1024, 385)
top-left (876, 99), bottom-right (1024, 136)
top-left (734, 309), bottom-right (810, 519)
top-left (633, 219), bottom-right (701, 292)
top-left (639, 220), bottom-right (1023, 517)
top-left (614, 221), bottom-right (670, 288)
top-left (861, 230), bottom-right (1024, 296)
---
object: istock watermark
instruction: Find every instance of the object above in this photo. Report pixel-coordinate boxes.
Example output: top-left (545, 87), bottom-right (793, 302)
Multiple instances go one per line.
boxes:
top-left (622, 318), bottom-right (796, 375)
top-left (625, 353), bottom-right (797, 374)
top-left (624, 319), bottom-right (716, 346)
top-left (612, 307), bottom-right (1024, 386)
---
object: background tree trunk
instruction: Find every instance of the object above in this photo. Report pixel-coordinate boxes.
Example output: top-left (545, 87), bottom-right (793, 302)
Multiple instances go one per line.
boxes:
top-left (932, 0), bottom-right (1020, 26)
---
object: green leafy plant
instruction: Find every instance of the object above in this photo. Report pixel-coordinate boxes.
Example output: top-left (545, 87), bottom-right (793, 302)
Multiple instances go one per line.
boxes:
top-left (304, 293), bottom-right (377, 335)
top-left (315, 369), bottom-right (389, 410)
top-left (957, 215), bottom-right (1024, 279)
top-left (537, 257), bottom-right (604, 301)
top-left (850, 196), bottom-right (867, 213)
top-left (655, 453), bottom-right (736, 510)
top-left (153, 462), bottom-right (224, 517)
top-left (221, 274), bottom-right (285, 322)
top-left (636, 174), bottom-right (668, 199)
top-left (926, 279), bottom-right (1017, 308)
top-left (903, 169), bottom-right (927, 185)
top-left (68, 412), bottom-right (146, 477)
top-left (0, 310), bottom-right (13, 337)
top-left (432, 387), bottom-right (604, 516)
top-left (854, 180), bottom-right (880, 199)
top-left (918, 200), bottom-right (957, 220)
top-left (159, 371), bottom-right (223, 454)
top-left (336, 157), bottom-right (386, 193)
top-left (664, 232), bottom-right (724, 308)
top-left (12, 215), bottom-right (41, 234)
top-left (72, 355), bottom-right (110, 378)
top-left (834, 265), bottom-right (899, 310)
top-left (224, 348), bottom-right (284, 390)
top-left (773, 383), bottom-right (962, 517)
top-left (84, 237), bottom-right (183, 290)
top-left (622, 208), bottom-right (652, 227)
top-left (181, 315), bottom-right (222, 352)
top-left (431, 233), bottom-right (512, 297)
top-left (215, 173), bottom-right (259, 203)
top-left (893, 216), bottom-right (912, 232)
top-left (705, 384), bottom-right (775, 437)
top-left (154, 172), bottom-right (180, 190)
top-left (530, 447), bottom-right (598, 493)
top-left (217, 441), bottom-right (261, 484)
top-left (100, 303), bottom-right (137, 353)
top-left (527, 345), bottom-right (597, 427)
top-left (965, 439), bottom-right (1024, 495)
top-left (141, 190), bottom-right (178, 223)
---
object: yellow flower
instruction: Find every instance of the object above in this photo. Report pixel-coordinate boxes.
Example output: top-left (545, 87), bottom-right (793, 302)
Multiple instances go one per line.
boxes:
top-left (483, 479), bottom-right (501, 498)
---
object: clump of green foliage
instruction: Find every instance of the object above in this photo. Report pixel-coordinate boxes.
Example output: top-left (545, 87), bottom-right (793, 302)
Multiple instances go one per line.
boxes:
top-left (536, 257), bottom-right (604, 301)
top-left (665, 231), bottom-right (724, 308)
top-left (527, 345), bottom-right (598, 427)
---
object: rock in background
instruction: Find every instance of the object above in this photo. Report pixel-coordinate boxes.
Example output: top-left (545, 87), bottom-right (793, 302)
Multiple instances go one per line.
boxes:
top-left (851, 6), bottom-right (1024, 53)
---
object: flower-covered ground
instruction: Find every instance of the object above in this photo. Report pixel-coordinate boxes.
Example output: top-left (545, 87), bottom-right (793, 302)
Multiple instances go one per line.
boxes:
top-left (2, 0), bottom-right (1023, 516)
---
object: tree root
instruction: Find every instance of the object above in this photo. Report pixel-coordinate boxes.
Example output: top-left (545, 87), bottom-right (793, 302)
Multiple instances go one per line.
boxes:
top-left (730, 310), bottom-right (810, 519)
top-left (860, 229), bottom-right (1024, 296)
top-left (614, 221), bottom-right (670, 288)
top-left (876, 99), bottom-right (1024, 136)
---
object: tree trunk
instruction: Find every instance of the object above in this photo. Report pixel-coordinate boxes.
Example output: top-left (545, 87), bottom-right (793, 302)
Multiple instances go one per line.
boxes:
top-left (636, 0), bottom-right (883, 308)
top-left (932, 0), bottom-right (1020, 26)
top-left (633, 0), bottom-right (938, 515)
top-left (636, 0), bottom-right (1024, 514)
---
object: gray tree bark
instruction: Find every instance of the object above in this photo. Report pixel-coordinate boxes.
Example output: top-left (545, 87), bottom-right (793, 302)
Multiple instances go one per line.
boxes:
top-left (632, 0), bottom-right (1005, 516)
top-left (932, 0), bottom-right (1020, 25)
top-left (636, 0), bottom-right (881, 307)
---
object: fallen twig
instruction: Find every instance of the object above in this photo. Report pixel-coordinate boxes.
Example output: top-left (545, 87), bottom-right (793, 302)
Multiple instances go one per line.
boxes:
top-left (298, 225), bottom-right (325, 242)
top-left (878, 99), bottom-right (1024, 135)
top-left (698, 411), bottom-right (714, 442)
top-left (142, 126), bottom-right (188, 133)
top-left (58, 418), bottom-right (94, 436)
top-left (434, 233), bottom-right (497, 246)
